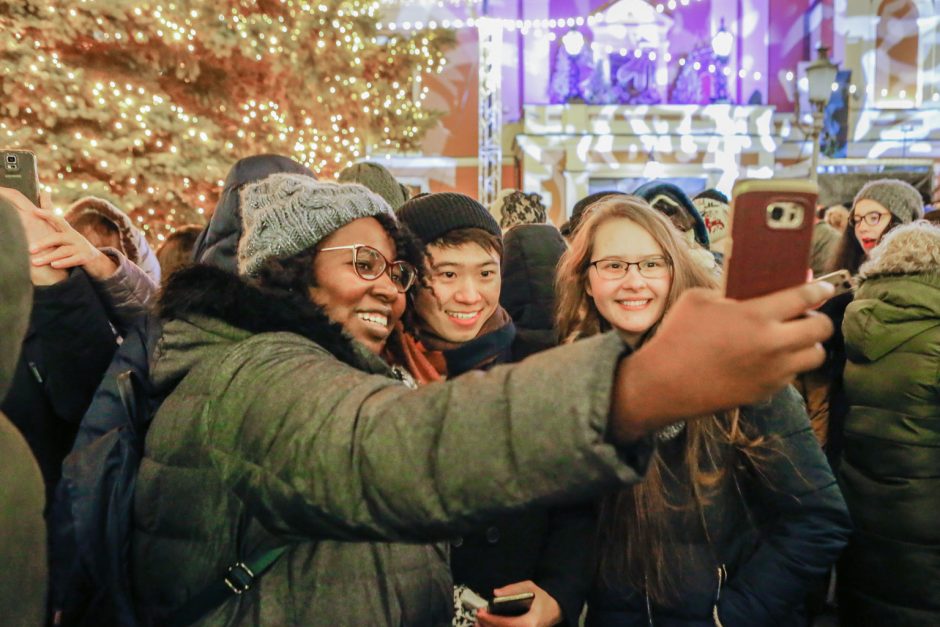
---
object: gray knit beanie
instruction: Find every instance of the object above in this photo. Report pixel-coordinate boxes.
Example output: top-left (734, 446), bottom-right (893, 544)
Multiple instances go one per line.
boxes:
top-left (337, 162), bottom-right (408, 211)
top-left (237, 174), bottom-right (395, 275)
top-left (853, 178), bottom-right (924, 224)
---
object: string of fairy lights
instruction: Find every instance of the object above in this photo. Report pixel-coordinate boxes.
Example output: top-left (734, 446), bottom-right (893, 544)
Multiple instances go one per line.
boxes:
top-left (0, 0), bottom-right (453, 238)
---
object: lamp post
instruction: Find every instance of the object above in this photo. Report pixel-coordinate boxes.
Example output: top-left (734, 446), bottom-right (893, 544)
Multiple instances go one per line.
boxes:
top-left (711, 19), bottom-right (733, 103)
top-left (561, 29), bottom-right (585, 102)
top-left (804, 45), bottom-right (838, 182)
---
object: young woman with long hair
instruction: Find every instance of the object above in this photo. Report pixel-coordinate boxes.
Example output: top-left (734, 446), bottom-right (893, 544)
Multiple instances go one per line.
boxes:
top-left (555, 196), bottom-right (852, 626)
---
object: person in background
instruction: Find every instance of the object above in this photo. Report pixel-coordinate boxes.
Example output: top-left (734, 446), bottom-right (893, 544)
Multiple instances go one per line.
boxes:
top-left (814, 178), bottom-right (924, 463)
top-left (0, 189), bottom-right (118, 506)
top-left (809, 208), bottom-right (840, 279)
top-left (337, 160), bottom-right (410, 211)
top-left (837, 220), bottom-right (940, 626)
top-left (691, 189), bottom-right (730, 260)
top-left (560, 191), bottom-right (627, 239)
top-left (488, 189), bottom-right (550, 232)
top-left (500, 221), bottom-right (568, 359)
top-left (130, 173), bottom-right (834, 626)
top-left (553, 195), bottom-right (851, 626)
top-left (65, 196), bottom-right (161, 286)
top-left (397, 192), bottom-right (593, 627)
top-left (155, 224), bottom-right (203, 285)
top-left (634, 181), bottom-right (718, 273)
top-left (824, 204), bottom-right (850, 233)
top-left (0, 199), bottom-right (48, 627)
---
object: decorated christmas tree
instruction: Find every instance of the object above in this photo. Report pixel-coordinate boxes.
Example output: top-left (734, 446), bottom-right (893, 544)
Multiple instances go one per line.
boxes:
top-left (0, 0), bottom-right (455, 240)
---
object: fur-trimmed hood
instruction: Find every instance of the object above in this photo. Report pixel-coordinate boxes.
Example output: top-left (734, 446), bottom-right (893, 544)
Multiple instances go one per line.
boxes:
top-left (64, 196), bottom-right (161, 284)
top-left (153, 265), bottom-right (390, 390)
top-left (844, 222), bottom-right (940, 362)
top-left (858, 220), bottom-right (940, 281)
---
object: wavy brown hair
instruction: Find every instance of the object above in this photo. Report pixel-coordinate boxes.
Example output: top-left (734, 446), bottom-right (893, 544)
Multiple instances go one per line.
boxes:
top-left (555, 196), bottom-right (767, 604)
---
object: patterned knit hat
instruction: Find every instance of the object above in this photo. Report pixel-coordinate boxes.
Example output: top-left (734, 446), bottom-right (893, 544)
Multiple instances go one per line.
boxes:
top-left (852, 178), bottom-right (924, 224)
top-left (237, 174), bottom-right (395, 275)
top-left (397, 192), bottom-right (501, 245)
top-left (488, 189), bottom-right (548, 230)
top-left (693, 189), bottom-right (731, 248)
top-left (337, 161), bottom-right (409, 211)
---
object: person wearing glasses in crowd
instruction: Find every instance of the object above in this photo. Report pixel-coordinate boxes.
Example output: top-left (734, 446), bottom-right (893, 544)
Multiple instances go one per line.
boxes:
top-left (129, 174), bottom-right (836, 626)
top-left (393, 193), bottom-right (594, 627)
top-left (804, 179), bottom-right (924, 464)
top-left (552, 195), bottom-right (851, 626)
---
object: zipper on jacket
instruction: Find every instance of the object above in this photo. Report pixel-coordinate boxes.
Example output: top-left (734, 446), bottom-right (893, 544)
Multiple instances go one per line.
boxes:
top-left (712, 564), bottom-right (727, 627)
top-left (28, 361), bottom-right (44, 384)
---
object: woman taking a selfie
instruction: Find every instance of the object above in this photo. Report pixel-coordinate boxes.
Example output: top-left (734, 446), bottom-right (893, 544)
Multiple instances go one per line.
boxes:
top-left (553, 196), bottom-right (851, 626)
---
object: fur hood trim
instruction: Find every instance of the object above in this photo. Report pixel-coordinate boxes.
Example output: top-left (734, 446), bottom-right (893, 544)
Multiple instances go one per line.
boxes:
top-left (858, 221), bottom-right (940, 282)
top-left (64, 196), bottom-right (162, 284)
top-left (159, 265), bottom-right (361, 368)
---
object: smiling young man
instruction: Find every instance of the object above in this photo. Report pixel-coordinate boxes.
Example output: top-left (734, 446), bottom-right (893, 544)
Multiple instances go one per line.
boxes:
top-left (395, 192), bottom-right (594, 627)
top-left (395, 193), bottom-right (515, 378)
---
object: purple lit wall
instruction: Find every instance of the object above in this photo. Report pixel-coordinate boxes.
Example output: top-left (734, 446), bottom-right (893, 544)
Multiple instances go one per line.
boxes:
top-left (515, 0), bottom-right (779, 108)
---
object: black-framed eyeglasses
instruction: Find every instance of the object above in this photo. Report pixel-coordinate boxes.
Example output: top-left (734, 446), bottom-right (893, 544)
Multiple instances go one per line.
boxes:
top-left (851, 211), bottom-right (889, 227)
top-left (319, 244), bottom-right (417, 292)
top-left (590, 255), bottom-right (672, 280)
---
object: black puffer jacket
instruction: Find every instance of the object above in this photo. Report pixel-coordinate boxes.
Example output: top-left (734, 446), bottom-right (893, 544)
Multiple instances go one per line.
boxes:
top-left (500, 224), bottom-right (567, 359)
top-left (2, 269), bottom-right (117, 505)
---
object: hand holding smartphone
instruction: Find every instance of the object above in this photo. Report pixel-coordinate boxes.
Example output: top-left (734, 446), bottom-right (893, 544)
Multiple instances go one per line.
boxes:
top-left (487, 591), bottom-right (535, 616)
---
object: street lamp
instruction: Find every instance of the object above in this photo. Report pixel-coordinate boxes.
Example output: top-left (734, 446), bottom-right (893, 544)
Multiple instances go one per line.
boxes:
top-left (804, 45), bottom-right (839, 182)
top-left (561, 29), bottom-right (586, 102)
top-left (711, 18), bottom-right (733, 103)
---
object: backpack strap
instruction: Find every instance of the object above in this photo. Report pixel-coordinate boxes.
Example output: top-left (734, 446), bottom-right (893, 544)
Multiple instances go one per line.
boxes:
top-left (165, 546), bottom-right (289, 627)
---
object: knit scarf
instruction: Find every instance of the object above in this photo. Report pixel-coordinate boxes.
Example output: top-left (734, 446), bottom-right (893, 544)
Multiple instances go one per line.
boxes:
top-left (384, 307), bottom-right (515, 384)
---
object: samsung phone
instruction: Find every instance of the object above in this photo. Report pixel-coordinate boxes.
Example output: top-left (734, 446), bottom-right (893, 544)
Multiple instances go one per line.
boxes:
top-left (0, 149), bottom-right (41, 206)
top-left (723, 179), bottom-right (818, 300)
top-left (488, 592), bottom-right (535, 616)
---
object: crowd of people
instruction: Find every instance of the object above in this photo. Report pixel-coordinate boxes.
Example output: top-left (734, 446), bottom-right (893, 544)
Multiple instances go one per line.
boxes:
top-left (0, 153), bottom-right (937, 627)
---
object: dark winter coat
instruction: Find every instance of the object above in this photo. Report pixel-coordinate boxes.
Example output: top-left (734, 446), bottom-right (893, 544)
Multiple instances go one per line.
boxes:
top-left (445, 257), bottom-right (594, 624)
top-left (500, 224), bottom-right (567, 360)
top-left (1, 269), bottom-right (118, 505)
top-left (132, 266), bottom-right (653, 626)
top-left (0, 202), bottom-right (47, 627)
top-left (586, 387), bottom-right (852, 627)
top-left (838, 223), bottom-right (940, 626)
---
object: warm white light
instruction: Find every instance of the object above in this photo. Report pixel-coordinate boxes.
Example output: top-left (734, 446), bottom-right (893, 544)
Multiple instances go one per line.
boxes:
top-left (712, 29), bottom-right (733, 58)
top-left (562, 29), bottom-right (584, 55)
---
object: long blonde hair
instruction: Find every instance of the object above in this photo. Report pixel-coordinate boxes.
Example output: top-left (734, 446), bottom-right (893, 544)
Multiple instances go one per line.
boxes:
top-left (555, 196), bottom-right (766, 604)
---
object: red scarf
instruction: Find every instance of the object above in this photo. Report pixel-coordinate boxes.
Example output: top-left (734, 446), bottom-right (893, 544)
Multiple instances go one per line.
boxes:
top-left (384, 307), bottom-right (514, 384)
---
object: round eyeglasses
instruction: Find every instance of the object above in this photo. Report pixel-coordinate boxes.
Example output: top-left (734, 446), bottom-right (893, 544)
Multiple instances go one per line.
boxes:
top-left (851, 211), bottom-right (889, 227)
top-left (590, 255), bottom-right (672, 280)
top-left (319, 244), bottom-right (417, 292)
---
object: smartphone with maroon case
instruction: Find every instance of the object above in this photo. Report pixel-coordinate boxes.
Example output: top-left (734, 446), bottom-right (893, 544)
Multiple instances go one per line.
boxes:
top-left (723, 179), bottom-right (818, 300)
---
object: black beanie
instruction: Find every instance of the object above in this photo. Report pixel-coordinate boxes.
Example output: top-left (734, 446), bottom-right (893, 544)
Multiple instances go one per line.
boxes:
top-left (397, 192), bottom-right (501, 245)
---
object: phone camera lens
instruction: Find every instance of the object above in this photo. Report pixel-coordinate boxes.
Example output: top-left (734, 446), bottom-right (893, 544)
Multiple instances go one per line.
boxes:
top-left (770, 206), bottom-right (784, 221)
top-left (5, 155), bottom-right (16, 164)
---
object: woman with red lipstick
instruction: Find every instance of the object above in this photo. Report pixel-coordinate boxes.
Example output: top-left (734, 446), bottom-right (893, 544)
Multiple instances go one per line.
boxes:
top-left (554, 196), bottom-right (851, 626)
top-left (813, 179), bottom-right (924, 465)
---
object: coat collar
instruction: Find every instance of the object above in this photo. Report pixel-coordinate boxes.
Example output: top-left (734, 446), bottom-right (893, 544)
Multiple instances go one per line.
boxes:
top-left (159, 265), bottom-right (365, 369)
